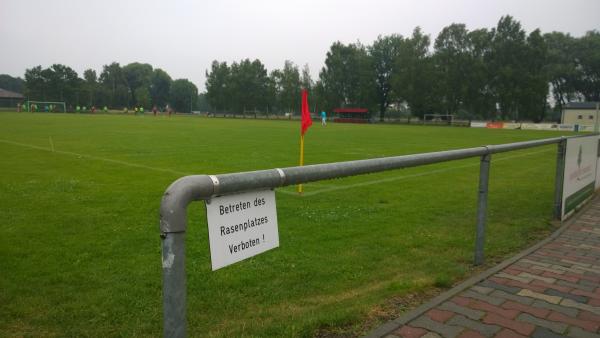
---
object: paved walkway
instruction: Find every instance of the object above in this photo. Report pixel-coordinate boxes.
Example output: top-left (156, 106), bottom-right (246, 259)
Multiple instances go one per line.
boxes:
top-left (368, 197), bottom-right (600, 338)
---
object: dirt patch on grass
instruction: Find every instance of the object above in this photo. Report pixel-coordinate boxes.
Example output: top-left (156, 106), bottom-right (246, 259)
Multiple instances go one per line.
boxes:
top-left (313, 287), bottom-right (443, 338)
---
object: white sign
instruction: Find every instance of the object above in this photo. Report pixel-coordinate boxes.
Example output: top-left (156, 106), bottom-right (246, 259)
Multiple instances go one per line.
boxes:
top-left (205, 189), bottom-right (279, 270)
top-left (562, 136), bottom-right (598, 219)
top-left (470, 121), bottom-right (487, 128)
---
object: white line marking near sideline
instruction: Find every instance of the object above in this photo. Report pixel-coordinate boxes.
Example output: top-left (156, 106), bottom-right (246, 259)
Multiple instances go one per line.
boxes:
top-left (290, 148), bottom-right (554, 197)
top-left (0, 139), bottom-right (190, 176)
top-left (1, 139), bottom-right (554, 197)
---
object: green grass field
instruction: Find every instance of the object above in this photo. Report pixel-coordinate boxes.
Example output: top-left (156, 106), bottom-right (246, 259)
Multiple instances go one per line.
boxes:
top-left (0, 112), bottom-right (574, 337)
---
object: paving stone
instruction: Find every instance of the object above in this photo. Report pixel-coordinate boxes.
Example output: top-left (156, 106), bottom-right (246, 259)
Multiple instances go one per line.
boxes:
top-left (490, 290), bottom-right (534, 305)
top-left (495, 272), bottom-right (532, 284)
top-left (494, 328), bottom-right (527, 338)
top-left (463, 299), bottom-right (519, 319)
top-left (560, 298), bottom-right (600, 315)
top-left (576, 278), bottom-right (598, 289)
top-left (452, 296), bottom-right (471, 307)
top-left (544, 289), bottom-right (589, 303)
top-left (574, 265), bottom-right (600, 274)
top-left (532, 300), bottom-right (579, 317)
top-left (547, 311), bottom-right (600, 333)
top-left (531, 265), bottom-right (568, 275)
top-left (531, 280), bottom-right (573, 294)
top-left (579, 310), bottom-right (600, 322)
top-left (481, 313), bottom-right (535, 336)
top-left (395, 325), bottom-right (428, 338)
top-left (456, 330), bottom-right (484, 338)
top-left (531, 327), bottom-right (567, 338)
top-left (555, 280), bottom-right (595, 292)
top-left (567, 327), bottom-right (600, 338)
top-left (518, 289), bottom-right (562, 304)
top-left (478, 280), bottom-right (520, 295)
top-left (519, 272), bottom-right (557, 284)
top-left (572, 289), bottom-right (600, 300)
top-left (561, 259), bottom-right (591, 268)
top-left (516, 313), bottom-right (568, 334)
top-left (427, 309), bottom-right (455, 323)
top-left (520, 258), bottom-right (551, 267)
top-left (410, 316), bottom-right (463, 338)
top-left (541, 270), bottom-right (581, 283)
top-left (421, 333), bottom-right (442, 338)
top-left (470, 285), bottom-right (494, 295)
top-left (461, 290), bottom-right (505, 306)
top-left (446, 315), bottom-right (500, 337)
top-left (501, 300), bottom-right (550, 318)
top-left (438, 301), bottom-right (484, 321)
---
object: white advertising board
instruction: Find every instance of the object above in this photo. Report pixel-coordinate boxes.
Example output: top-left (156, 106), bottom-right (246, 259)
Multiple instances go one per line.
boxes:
top-left (521, 123), bottom-right (557, 131)
top-left (502, 123), bottom-right (521, 130)
top-left (558, 124), bottom-right (575, 132)
top-left (470, 121), bottom-right (487, 128)
top-left (205, 189), bottom-right (279, 270)
top-left (562, 136), bottom-right (598, 219)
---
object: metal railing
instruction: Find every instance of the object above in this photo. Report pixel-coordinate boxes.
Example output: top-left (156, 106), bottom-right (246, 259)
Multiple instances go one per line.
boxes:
top-left (159, 135), bottom-right (576, 337)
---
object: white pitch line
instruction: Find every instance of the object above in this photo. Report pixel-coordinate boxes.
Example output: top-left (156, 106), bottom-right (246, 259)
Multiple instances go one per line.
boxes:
top-left (1, 138), bottom-right (554, 197)
top-left (0, 139), bottom-right (190, 176)
top-left (293, 148), bottom-right (554, 197)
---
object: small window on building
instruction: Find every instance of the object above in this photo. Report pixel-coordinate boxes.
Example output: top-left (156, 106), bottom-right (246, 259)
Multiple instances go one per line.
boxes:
top-left (590, 115), bottom-right (594, 120)
top-left (578, 115), bottom-right (583, 119)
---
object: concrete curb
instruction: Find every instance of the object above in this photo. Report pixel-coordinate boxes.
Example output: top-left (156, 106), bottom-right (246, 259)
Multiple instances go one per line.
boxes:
top-left (364, 196), bottom-right (596, 338)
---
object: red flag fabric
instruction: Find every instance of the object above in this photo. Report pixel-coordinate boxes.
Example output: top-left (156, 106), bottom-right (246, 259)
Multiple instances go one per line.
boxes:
top-left (301, 89), bottom-right (312, 135)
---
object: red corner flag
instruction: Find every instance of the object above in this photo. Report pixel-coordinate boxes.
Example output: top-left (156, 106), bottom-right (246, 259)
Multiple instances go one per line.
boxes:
top-left (301, 89), bottom-right (312, 135)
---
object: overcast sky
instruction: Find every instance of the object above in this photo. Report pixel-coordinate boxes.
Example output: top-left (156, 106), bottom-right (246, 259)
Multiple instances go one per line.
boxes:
top-left (1, 0), bottom-right (599, 91)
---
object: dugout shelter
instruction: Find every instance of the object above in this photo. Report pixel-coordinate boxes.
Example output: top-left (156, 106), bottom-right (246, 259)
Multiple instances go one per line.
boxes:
top-left (332, 107), bottom-right (371, 123)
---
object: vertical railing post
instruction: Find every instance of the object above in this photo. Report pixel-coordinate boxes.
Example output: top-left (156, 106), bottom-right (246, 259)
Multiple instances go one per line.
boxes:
top-left (474, 151), bottom-right (491, 266)
top-left (162, 232), bottom-right (187, 338)
top-left (553, 138), bottom-right (566, 220)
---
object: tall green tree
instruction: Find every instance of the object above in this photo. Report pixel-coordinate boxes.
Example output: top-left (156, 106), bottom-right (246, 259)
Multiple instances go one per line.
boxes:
top-left (150, 68), bottom-right (172, 108)
top-left (24, 64), bottom-right (80, 105)
top-left (434, 24), bottom-right (471, 116)
top-left (274, 60), bottom-right (301, 114)
top-left (544, 32), bottom-right (579, 111)
top-left (520, 29), bottom-right (549, 121)
top-left (574, 31), bottom-right (600, 101)
top-left (122, 62), bottom-right (153, 107)
top-left (392, 27), bottom-right (439, 117)
top-left (300, 64), bottom-right (313, 91)
top-left (319, 41), bottom-right (376, 112)
top-left (0, 74), bottom-right (25, 93)
top-left (169, 79), bottom-right (198, 113)
top-left (370, 34), bottom-right (404, 120)
top-left (24, 66), bottom-right (45, 100)
top-left (487, 15), bottom-right (528, 120)
top-left (464, 28), bottom-right (495, 119)
top-left (83, 69), bottom-right (98, 107)
top-left (205, 61), bottom-right (231, 112)
top-left (228, 59), bottom-right (270, 113)
top-left (99, 62), bottom-right (129, 108)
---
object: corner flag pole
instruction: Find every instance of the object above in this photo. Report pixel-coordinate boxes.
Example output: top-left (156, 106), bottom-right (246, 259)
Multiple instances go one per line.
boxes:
top-left (298, 134), bottom-right (305, 193)
top-left (298, 89), bottom-right (312, 194)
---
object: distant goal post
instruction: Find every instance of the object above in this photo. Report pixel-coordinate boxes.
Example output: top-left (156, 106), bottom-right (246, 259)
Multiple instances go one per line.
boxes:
top-left (423, 114), bottom-right (454, 125)
top-left (25, 101), bottom-right (66, 113)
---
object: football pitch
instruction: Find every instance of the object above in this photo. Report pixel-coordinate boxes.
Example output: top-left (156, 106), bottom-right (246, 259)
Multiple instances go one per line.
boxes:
top-left (0, 112), bottom-right (574, 337)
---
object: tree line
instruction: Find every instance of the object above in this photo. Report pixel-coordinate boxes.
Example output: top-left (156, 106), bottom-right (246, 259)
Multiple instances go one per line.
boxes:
top-left (205, 16), bottom-right (600, 122)
top-left (1, 62), bottom-right (198, 113)
top-left (1, 16), bottom-right (598, 120)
